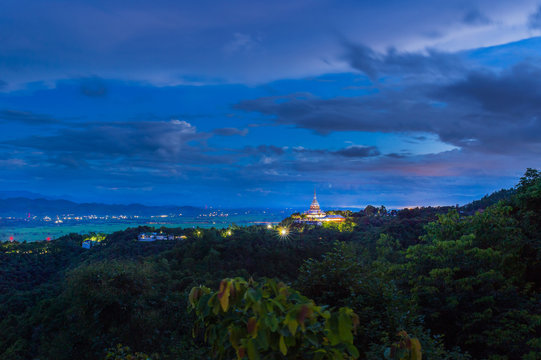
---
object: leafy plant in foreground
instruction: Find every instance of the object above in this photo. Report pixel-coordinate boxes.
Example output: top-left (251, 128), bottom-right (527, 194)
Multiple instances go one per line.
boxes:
top-left (188, 277), bottom-right (360, 359)
top-left (384, 331), bottom-right (422, 360)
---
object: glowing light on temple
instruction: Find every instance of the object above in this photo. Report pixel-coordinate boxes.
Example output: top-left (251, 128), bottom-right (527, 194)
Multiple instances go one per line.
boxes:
top-left (296, 189), bottom-right (346, 224)
top-left (304, 189), bottom-right (327, 219)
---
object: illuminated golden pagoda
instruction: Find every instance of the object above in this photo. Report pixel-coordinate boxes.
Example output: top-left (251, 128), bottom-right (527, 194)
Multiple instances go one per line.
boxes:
top-left (297, 189), bottom-right (346, 224)
top-left (304, 189), bottom-right (327, 219)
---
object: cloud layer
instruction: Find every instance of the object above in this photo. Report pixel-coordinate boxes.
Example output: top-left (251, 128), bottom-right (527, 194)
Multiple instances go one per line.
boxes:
top-left (238, 54), bottom-right (541, 156)
top-left (1, 0), bottom-right (541, 87)
top-left (1, 1), bottom-right (541, 207)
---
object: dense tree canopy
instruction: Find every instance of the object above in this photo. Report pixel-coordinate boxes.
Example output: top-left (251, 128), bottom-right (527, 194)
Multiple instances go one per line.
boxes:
top-left (0, 169), bottom-right (540, 359)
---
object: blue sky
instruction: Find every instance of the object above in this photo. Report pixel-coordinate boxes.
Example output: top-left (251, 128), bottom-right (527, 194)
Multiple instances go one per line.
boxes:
top-left (1, 0), bottom-right (541, 208)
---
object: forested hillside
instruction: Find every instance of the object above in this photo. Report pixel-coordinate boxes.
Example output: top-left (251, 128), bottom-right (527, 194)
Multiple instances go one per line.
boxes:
top-left (0, 169), bottom-right (540, 360)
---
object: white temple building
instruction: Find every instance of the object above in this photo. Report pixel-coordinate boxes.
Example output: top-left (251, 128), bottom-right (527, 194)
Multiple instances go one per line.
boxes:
top-left (304, 190), bottom-right (327, 220)
top-left (299, 190), bottom-right (345, 224)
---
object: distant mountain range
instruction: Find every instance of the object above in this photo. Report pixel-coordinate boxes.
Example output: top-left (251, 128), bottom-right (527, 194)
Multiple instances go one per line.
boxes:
top-left (0, 197), bottom-right (202, 217)
top-left (0, 191), bottom-right (65, 200)
top-left (0, 186), bottom-right (515, 218)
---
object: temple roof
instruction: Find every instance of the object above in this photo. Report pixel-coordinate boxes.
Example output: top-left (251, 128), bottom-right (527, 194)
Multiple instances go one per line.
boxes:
top-left (309, 189), bottom-right (321, 211)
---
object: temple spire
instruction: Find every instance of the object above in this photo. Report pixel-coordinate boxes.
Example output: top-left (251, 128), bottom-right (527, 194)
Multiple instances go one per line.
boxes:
top-left (310, 188), bottom-right (321, 211)
top-left (300, 188), bottom-right (345, 224)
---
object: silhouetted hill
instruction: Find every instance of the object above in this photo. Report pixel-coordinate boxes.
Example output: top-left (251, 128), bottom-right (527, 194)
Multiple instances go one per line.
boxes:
top-left (461, 188), bottom-right (515, 214)
top-left (0, 197), bottom-right (201, 217)
top-left (0, 191), bottom-right (54, 200)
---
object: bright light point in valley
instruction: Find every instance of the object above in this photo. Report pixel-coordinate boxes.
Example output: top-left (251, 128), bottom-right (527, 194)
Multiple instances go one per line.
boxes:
top-left (277, 226), bottom-right (290, 240)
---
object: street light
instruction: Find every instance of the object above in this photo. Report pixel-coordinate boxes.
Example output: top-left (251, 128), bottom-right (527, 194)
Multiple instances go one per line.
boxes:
top-left (277, 226), bottom-right (290, 240)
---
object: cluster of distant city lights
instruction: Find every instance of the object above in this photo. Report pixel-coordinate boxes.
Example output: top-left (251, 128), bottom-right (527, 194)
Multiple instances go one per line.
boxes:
top-left (1, 214), bottom-right (142, 222)
top-left (195, 224), bottom-right (290, 240)
top-left (4, 223), bottom-right (289, 243)
top-left (1, 209), bottom-right (279, 223)
top-left (7, 235), bottom-right (51, 242)
top-left (220, 224), bottom-right (290, 239)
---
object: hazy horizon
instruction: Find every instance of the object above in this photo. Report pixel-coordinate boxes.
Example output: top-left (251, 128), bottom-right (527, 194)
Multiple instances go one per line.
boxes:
top-left (0, 188), bottom-right (489, 209)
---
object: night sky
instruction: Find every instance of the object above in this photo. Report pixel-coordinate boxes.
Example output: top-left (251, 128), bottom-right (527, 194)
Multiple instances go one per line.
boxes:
top-left (1, 0), bottom-right (541, 208)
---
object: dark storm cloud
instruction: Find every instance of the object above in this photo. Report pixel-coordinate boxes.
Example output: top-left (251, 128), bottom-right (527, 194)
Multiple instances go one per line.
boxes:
top-left (231, 144), bottom-right (384, 184)
top-left (237, 48), bottom-right (541, 156)
top-left (236, 92), bottom-right (436, 135)
top-left (434, 64), bottom-right (541, 152)
top-left (213, 127), bottom-right (249, 136)
top-left (80, 77), bottom-right (108, 98)
top-left (4, 120), bottom-right (217, 164)
top-left (291, 147), bottom-right (327, 155)
top-left (0, 109), bottom-right (60, 125)
top-left (528, 5), bottom-right (541, 29)
top-left (334, 145), bottom-right (380, 157)
top-left (386, 153), bottom-right (409, 159)
top-left (49, 154), bottom-right (89, 169)
top-left (293, 145), bottom-right (380, 158)
top-left (439, 64), bottom-right (541, 115)
top-left (242, 145), bottom-right (285, 156)
top-left (1, 0), bottom-right (536, 87)
top-left (345, 43), bottom-right (465, 80)
top-left (241, 145), bottom-right (527, 184)
top-left (462, 9), bottom-right (492, 26)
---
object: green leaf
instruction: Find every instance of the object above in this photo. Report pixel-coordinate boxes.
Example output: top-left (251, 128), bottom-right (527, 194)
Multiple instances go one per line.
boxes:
top-left (188, 287), bottom-right (199, 306)
top-left (229, 327), bottom-right (240, 349)
top-left (288, 318), bottom-right (298, 336)
top-left (346, 343), bottom-right (360, 359)
top-left (279, 335), bottom-right (287, 356)
top-left (265, 315), bottom-right (279, 332)
top-left (218, 280), bottom-right (231, 312)
top-left (189, 278), bottom-right (359, 360)
top-left (306, 332), bottom-right (318, 346)
top-left (269, 298), bottom-right (285, 312)
top-left (247, 317), bottom-right (258, 337)
top-left (255, 329), bottom-right (269, 350)
top-left (410, 338), bottom-right (422, 360)
top-left (246, 339), bottom-right (259, 360)
top-left (338, 312), bottom-right (353, 343)
top-left (331, 349), bottom-right (344, 360)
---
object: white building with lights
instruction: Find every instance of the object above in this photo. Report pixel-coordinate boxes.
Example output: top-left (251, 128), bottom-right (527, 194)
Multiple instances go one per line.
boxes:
top-left (304, 190), bottom-right (327, 220)
top-left (298, 190), bottom-right (345, 224)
